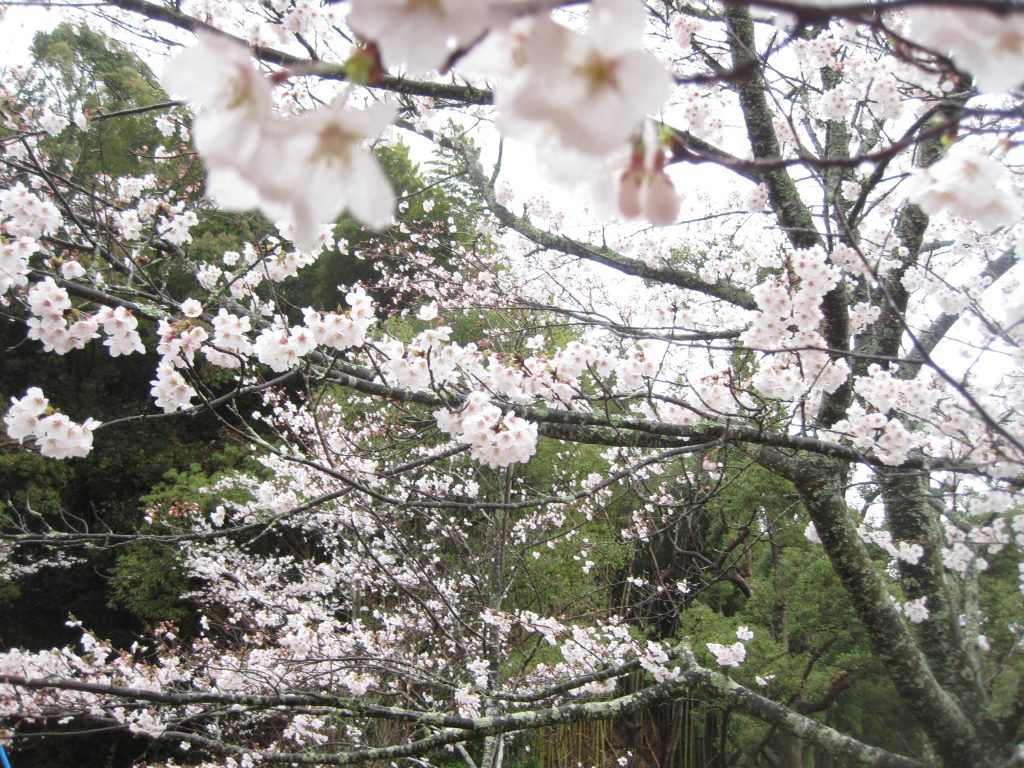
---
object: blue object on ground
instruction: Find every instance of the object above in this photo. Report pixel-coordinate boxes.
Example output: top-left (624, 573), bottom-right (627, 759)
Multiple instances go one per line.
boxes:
top-left (0, 744), bottom-right (11, 768)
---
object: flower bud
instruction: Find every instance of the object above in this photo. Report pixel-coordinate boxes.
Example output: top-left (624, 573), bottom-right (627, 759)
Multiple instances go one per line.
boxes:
top-left (643, 171), bottom-right (679, 226)
top-left (618, 171), bottom-right (643, 219)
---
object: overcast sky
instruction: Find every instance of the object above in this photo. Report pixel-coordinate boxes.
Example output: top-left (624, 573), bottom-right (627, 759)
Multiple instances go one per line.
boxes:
top-left (0, 3), bottom-right (62, 65)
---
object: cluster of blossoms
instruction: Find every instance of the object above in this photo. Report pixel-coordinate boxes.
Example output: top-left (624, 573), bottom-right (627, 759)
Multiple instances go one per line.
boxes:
top-left (706, 626), bottom-right (754, 668)
top-left (0, 619), bottom-right (193, 738)
top-left (638, 640), bottom-right (680, 683)
top-left (110, 174), bottom-right (162, 241)
top-left (151, 305), bottom-right (208, 412)
top-left (203, 310), bottom-right (253, 369)
top-left (435, 391), bottom-right (539, 469)
top-left (857, 525), bottom-right (925, 566)
top-left (4, 388), bottom-right (98, 459)
top-left (249, 291), bottom-right (374, 375)
top-left (161, 0), bottom-right (678, 243)
top-left (830, 362), bottom-right (1002, 468)
top-left (98, 306), bottom-right (146, 357)
top-left (706, 643), bottom-right (745, 667)
top-left (24, 284), bottom-right (145, 362)
top-left (23, 278), bottom-right (99, 355)
top-left (941, 512), bottom-right (1023, 577)
top-left (116, 174), bottom-right (157, 202)
top-left (0, 237), bottom-right (36, 302)
top-left (162, 35), bottom-right (396, 251)
top-left (253, 322), bottom-right (318, 373)
top-left (902, 597), bottom-right (929, 624)
top-left (147, 288), bottom-right (375, 412)
top-left (151, 359), bottom-right (199, 413)
top-left (0, 182), bottom-right (62, 239)
top-left (742, 246), bottom-right (849, 403)
top-left (508, 617), bottom-right (650, 695)
top-left (303, 287), bottom-right (375, 352)
top-left (157, 209), bottom-right (199, 246)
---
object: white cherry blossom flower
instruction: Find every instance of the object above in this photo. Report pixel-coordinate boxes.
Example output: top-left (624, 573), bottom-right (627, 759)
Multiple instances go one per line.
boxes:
top-left (5, 387), bottom-right (49, 443)
top-left (903, 597), bottom-right (929, 624)
top-left (907, 9), bottom-right (1024, 93)
top-left (347, 0), bottom-right (489, 74)
top-left (903, 146), bottom-right (1023, 231)
top-left (181, 299), bottom-right (203, 318)
top-left (707, 641), bottom-right (746, 668)
top-left (60, 261), bottom-right (86, 280)
top-left (276, 105), bottom-right (396, 243)
top-left (498, 0), bottom-right (671, 157)
top-left (208, 104), bottom-right (396, 251)
top-left (161, 34), bottom-right (273, 173)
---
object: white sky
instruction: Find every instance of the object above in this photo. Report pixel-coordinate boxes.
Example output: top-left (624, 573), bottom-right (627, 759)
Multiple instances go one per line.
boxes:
top-left (0, 3), bottom-right (63, 65)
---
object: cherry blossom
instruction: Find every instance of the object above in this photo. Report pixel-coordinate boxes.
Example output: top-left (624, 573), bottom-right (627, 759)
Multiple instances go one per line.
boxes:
top-left (180, 299), bottom-right (202, 318)
top-left (434, 391), bottom-right (539, 468)
top-left (706, 641), bottom-right (746, 668)
top-left (906, 8), bottom-right (1024, 93)
top-left (5, 388), bottom-right (98, 459)
top-left (0, 237), bottom-right (34, 301)
top-left (1, 182), bottom-right (62, 238)
top-left (161, 34), bottom-right (274, 182)
top-left (164, 35), bottom-right (395, 248)
top-left (497, 0), bottom-right (671, 157)
top-left (903, 146), bottom-right (1023, 231)
top-left (902, 597), bottom-right (930, 625)
top-left (346, 0), bottom-right (490, 74)
top-left (3, 387), bottom-right (49, 443)
top-left (252, 104), bottom-right (397, 249)
top-left (151, 360), bottom-right (198, 412)
top-left (98, 307), bottom-right (145, 357)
